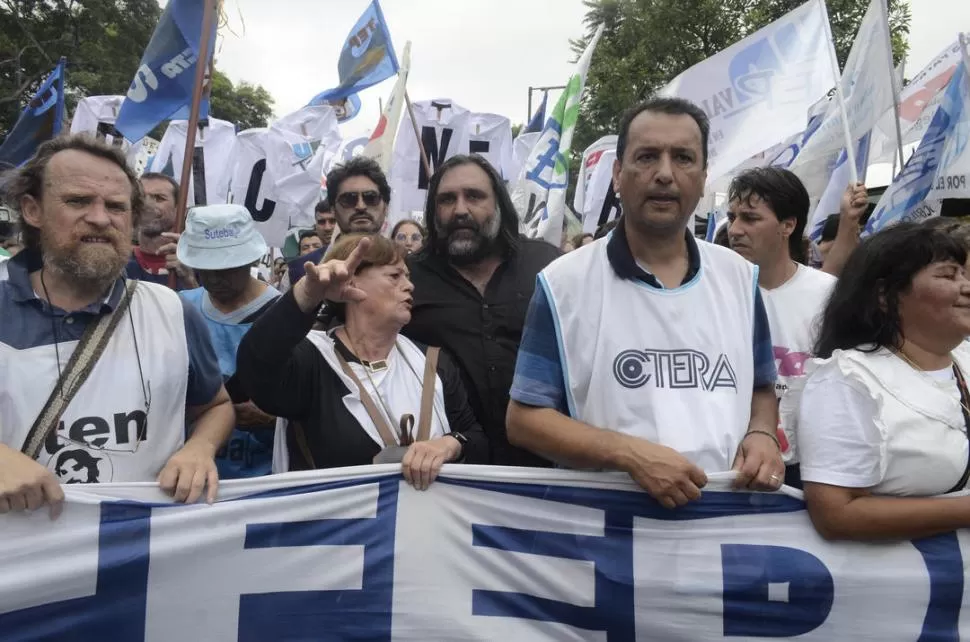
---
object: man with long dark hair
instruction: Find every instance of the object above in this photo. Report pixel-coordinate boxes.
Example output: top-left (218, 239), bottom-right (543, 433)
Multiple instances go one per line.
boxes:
top-left (404, 154), bottom-right (559, 467)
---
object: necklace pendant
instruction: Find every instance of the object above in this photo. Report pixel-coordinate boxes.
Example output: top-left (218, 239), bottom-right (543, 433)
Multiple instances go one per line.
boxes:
top-left (367, 359), bottom-right (388, 373)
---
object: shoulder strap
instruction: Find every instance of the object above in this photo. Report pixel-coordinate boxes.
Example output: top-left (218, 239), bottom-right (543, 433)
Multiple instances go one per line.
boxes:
top-left (21, 280), bottom-right (139, 459)
top-left (290, 420), bottom-right (317, 470)
top-left (948, 363), bottom-right (970, 493)
top-left (334, 351), bottom-right (399, 448)
top-left (416, 347), bottom-right (440, 442)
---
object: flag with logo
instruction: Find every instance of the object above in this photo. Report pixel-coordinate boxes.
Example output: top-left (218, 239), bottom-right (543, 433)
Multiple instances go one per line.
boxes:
top-left (807, 132), bottom-right (872, 240)
top-left (870, 39), bottom-right (965, 164)
top-left (794, 0), bottom-right (895, 165)
top-left (866, 56), bottom-right (970, 234)
top-left (0, 58), bottom-right (65, 169)
top-left (511, 24), bottom-right (604, 245)
top-left (115, 0), bottom-right (216, 143)
top-left (660, 0), bottom-right (836, 182)
top-left (362, 41), bottom-right (411, 173)
top-left (308, 0), bottom-right (399, 123)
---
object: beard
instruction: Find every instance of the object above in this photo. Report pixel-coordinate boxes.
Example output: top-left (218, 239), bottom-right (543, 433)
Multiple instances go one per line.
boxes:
top-left (435, 209), bottom-right (502, 267)
top-left (41, 226), bottom-right (130, 295)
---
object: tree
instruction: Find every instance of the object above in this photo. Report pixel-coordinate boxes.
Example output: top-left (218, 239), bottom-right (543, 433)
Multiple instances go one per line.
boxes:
top-left (572, 0), bottom-right (912, 158)
top-left (209, 69), bottom-right (274, 131)
top-left (0, 0), bottom-right (276, 140)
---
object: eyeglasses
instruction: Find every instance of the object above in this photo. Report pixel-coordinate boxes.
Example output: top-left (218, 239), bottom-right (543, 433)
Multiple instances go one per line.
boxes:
top-left (395, 232), bottom-right (423, 243)
top-left (336, 190), bottom-right (382, 209)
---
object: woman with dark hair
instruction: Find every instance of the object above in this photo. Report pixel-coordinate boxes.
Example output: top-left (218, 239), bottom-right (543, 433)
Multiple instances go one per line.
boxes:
top-left (236, 234), bottom-right (488, 488)
top-left (391, 219), bottom-right (425, 255)
top-left (795, 222), bottom-right (970, 541)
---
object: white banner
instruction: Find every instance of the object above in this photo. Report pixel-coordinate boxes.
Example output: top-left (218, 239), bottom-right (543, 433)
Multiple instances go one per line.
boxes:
top-left (363, 41), bottom-right (412, 174)
top-left (661, 0), bottom-right (837, 182)
top-left (574, 135), bottom-right (616, 216)
top-left (2, 466), bottom-right (969, 641)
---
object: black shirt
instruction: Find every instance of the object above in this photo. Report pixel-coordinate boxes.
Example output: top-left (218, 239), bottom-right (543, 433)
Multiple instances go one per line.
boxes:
top-left (235, 290), bottom-right (488, 470)
top-left (404, 238), bottom-right (561, 467)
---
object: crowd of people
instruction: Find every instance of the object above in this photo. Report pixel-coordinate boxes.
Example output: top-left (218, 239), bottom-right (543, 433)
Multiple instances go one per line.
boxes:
top-left (1, 94), bottom-right (969, 545)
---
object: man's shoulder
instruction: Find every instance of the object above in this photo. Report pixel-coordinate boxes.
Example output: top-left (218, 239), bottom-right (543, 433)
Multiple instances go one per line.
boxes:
top-left (795, 264), bottom-right (837, 290)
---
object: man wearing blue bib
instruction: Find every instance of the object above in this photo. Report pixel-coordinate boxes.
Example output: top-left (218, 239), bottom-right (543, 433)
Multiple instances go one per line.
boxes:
top-left (508, 97), bottom-right (784, 509)
top-left (177, 204), bottom-right (280, 478)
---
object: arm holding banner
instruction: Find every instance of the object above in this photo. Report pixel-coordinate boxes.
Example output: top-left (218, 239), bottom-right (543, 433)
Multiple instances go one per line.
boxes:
top-left (821, 183), bottom-right (868, 277)
top-left (0, 445), bottom-right (64, 518)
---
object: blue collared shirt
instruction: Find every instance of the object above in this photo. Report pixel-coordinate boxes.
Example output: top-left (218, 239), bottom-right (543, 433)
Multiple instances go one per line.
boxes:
top-left (510, 222), bottom-right (776, 412)
top-left (0, 250), bottom-right (222, 408)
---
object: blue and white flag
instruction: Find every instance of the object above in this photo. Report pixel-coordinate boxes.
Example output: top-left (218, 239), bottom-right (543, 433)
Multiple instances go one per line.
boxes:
top-left (307, 0), bottom-right (399, 122)
top-left (525, 91), bottom-right (548, 134)
top-left (115, 0), bottom-right (216, 143)
top-left (661, 0), bottom-right (837, 182)
top-left (867, 58), bottom-right (970, 234)
top-left (0, 58), bottom-right (65, 169)
top-left (1, 466), bottom-right (969, 640)
top-left (511, 25), bottom-right (605, 245)
top-left (807, 132), bottom-right (871, 240)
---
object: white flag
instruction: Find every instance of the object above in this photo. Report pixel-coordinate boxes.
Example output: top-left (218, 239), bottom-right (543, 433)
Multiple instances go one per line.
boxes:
top-left (795, 0), bottom-right (895, 164)
top-left (363, 41), bottom-right (411, 174)
top-left (511, 24), bottom-right (604, 245)
top-left (661, 0), bottom-right (836, 182)
top-left (574, 135), bottom-right (617, 215)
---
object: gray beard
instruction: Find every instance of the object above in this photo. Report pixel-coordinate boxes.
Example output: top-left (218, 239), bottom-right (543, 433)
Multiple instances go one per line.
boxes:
top-left (439, 209), bottom-right (502, 266)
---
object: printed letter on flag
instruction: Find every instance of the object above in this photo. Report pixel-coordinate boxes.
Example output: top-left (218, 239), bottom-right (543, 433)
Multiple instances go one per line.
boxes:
top-left (661, 0), bottom-right (836, 182)
top-left (511, 24), bottom-right (605, 245)
top-left (115, 0), bottom-right (216, 143)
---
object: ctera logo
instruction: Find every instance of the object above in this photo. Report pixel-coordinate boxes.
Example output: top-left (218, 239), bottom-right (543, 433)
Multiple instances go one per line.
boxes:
top-left (613, 349), bottom-right (738, 392)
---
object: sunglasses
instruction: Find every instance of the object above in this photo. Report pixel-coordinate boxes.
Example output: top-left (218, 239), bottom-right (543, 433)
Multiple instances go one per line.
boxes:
top-left (336, 190), bottom-right (382, 209)
top-left (395, 232), bottom-right (423, 243)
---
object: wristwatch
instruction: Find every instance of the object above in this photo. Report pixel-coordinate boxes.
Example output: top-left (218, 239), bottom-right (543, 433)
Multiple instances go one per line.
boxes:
top-left (446, 431), bottom-right (468, 462)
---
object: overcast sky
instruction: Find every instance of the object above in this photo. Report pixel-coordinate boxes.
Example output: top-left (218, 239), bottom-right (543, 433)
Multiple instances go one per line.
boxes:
top-left (201, 0), bottom-right (969, 140)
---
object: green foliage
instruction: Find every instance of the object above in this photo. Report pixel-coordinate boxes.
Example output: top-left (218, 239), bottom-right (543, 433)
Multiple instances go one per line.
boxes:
top-left (0, 0), bottom-right (275, 140)
top-left (572, 0), bottom-right (912, 159)
top-left (209, 69), bottom-right (274, 131)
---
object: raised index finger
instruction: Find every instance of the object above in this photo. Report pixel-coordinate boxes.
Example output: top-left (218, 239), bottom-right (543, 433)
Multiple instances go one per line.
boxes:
top-left (343, 237), bottom-right (372, 274)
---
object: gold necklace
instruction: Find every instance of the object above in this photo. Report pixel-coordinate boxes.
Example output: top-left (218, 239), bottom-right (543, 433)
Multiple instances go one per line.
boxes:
top-left (896, 348), bottom-right (970, 417)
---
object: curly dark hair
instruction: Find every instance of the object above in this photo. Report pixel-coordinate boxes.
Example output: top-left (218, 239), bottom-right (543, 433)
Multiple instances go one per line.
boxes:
top-left (325, 156), bottom-right (391, 210)
top-left (4, 134), bottom-right (144, 251)
top-left (814, 222), bottom-right (967, 358)
top-left (728, 166), bottom-right (810, 263)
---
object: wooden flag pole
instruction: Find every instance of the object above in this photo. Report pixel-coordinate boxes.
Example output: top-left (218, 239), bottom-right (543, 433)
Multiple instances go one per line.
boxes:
top-left (404, 90), bottom-right (433, 182)
top-left (169, 0), bottom-right (217, 289)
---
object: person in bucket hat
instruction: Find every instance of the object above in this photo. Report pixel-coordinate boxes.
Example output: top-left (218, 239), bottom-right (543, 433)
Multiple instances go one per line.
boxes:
top-left (177, 204), bottom-right (280, 479)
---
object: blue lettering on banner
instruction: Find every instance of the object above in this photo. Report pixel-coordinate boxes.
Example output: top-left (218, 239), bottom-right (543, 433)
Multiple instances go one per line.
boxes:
top-left (721, 544), bottom-right (834, 637)
top-left (912, 533), bottom-right (963, 642)
top-left (613, 348), bottom-right (738, 391)
top-left (0, 477), bottom-right (399, 641)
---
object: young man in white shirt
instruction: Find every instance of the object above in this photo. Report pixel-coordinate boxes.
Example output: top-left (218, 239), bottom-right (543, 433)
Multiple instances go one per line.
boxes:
top-left (726, 167), bottom-right (836, 486)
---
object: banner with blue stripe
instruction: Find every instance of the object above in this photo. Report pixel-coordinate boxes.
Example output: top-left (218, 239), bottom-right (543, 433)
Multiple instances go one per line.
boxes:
top-left (0, 466), bottom-right (966, 641)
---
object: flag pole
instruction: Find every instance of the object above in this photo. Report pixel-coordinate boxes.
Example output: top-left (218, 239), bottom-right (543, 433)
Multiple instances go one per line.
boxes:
top-left (404, 90), bottom-right (433, 181)
top-left (170, 0), bottom-right (217, 288)
top-left (879, 0), bottom-right (905, 174)
top-left (820, 0), bottom-right (859, 184)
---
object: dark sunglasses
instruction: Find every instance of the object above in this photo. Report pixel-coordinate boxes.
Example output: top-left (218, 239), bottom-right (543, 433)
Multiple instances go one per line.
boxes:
top-left (336, 190), bottom-right (382, 209)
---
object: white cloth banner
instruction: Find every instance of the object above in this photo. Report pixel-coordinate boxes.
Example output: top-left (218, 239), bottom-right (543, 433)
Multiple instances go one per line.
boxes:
top-left (148, 117), bottom-right (237, 207)
top-left (795, 0), bottom-right (895, 164)
top-left (363, 41), bottom-right (412, 174)
top-left (574, 135), bottom-right (616, 215)
top-left (661, 0), bottom-right (837, 182)
top-left (2, 466), bottom-right (969, 641)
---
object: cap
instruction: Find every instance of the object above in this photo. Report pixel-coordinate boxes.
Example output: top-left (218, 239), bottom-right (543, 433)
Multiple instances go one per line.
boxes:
top-left (176, 204), bottom-right (268, 271)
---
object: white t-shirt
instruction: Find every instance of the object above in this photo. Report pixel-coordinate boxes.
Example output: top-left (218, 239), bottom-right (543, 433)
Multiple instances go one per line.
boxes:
top-left (762, 264), bottom-right (835, 459)
top-left (69, 95), bottom-right (144, 168)
top-left (148, 118), bottom-right (237, 207)
top-left (389, 99), bottom-right (471, 221)
top-left (467, 113), bottom-right (514, 180)
top-left (798, 348), bottom-right (970, 496)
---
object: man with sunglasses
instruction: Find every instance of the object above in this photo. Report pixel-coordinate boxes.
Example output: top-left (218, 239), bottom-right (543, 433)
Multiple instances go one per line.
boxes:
top-left (285, 157), bottom-right (391, 287)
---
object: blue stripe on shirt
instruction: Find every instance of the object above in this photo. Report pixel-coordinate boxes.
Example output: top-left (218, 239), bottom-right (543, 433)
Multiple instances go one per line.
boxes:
top-left (509, 278), bottom-right (569, 414)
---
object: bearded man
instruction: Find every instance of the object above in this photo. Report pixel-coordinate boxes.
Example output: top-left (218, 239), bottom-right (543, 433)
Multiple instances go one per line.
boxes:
top-left (0, 135), bottom-right (234, 517)
top-left (403, 154), bottom-right (560, 467)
